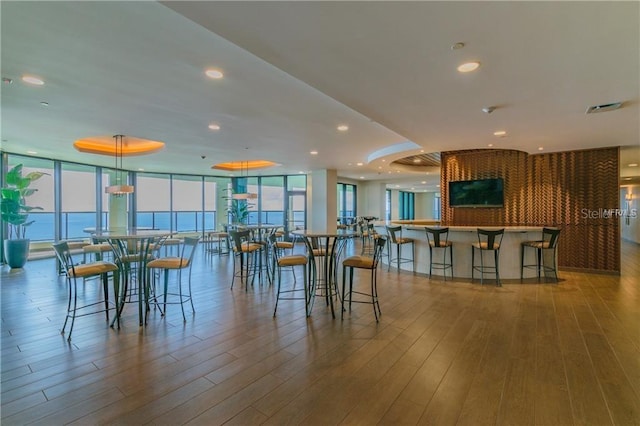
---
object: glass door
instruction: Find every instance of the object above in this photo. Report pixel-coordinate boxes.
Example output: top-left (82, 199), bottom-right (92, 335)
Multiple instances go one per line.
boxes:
top-left (285, 191), bottom-right (306, 238)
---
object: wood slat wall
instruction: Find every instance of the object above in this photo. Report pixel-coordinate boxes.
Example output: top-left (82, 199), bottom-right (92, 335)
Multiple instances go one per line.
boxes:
top-left (441, 147), bottom-right (620, 272)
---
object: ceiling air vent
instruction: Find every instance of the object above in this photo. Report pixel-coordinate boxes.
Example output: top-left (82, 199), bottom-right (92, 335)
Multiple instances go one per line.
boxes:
top-left (585, 102), bottom-right (623, 114)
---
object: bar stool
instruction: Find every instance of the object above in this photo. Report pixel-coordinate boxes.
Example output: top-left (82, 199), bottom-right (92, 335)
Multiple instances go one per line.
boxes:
top-left (147, 236), bottom-right (200, 321)
top-left (53, 241), bottom-right (120, 340)
top-left (229, 230), bottom-right (263, 291)
top-left (385, 225), bottom-right (415, 272)
top-left (521, 227), bottom-right (561, 281)
top-left (471, 228), bottom-right (504, 286)
top-left (425, 227), bottom-right (453, 281)
top-left (268, 234), bottom-right (311, 317)
top-left (341, 236), bottom-right (387, 322)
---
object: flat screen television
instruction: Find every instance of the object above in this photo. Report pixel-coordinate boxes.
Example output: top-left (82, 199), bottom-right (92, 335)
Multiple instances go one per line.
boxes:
top-left (449, 178), bottom-right (504, 208)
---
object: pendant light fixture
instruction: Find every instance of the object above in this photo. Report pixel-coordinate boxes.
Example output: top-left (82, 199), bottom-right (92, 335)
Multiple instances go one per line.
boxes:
top-left (232, 157), bottom-right (258, 200)
top-left (105, 134), bottom-right (134, 196)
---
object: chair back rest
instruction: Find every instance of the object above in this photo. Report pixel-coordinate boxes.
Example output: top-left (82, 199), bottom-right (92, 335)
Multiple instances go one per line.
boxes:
top-left (425, 227), bottom-right (449, 247)
top-left (542, 227), bottom-right (561, 248)
top-left (359, 221), bottom-right (367, 235)
top-left (180, 236), bottom-right (200, 266)
top-left (386, 225), bottom-right (403, 244)
top-left (53, 241), bottom-right (74, 276)
top-left (229, 230), bottom-right (251, 252)
top-left (267, 234), bottom-right (281, 262)
top-left (477, 228), bottom-right (504, 250)
top-left (372, 236), bottom-right (388, 269)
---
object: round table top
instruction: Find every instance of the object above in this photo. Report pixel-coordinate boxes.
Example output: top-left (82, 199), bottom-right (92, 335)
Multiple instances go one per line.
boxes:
top-left (292, 229), bottom-right (356, 238)
top-left (91, 229), bottom-right (173, 240)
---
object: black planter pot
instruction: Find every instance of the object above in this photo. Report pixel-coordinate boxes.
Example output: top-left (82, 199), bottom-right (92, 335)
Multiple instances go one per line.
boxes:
top-left (3, 239), bottom-right (30, 269)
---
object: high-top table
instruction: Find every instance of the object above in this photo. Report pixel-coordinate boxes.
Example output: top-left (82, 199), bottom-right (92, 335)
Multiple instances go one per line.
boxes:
top-left (90, 229), bottom-right (173, 326)
top-left (291, 228), bottom-right (356, 317)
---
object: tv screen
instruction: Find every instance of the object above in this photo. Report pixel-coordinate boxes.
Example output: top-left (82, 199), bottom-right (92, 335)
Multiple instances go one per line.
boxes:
top-left (449, 178), bottom-right (504, 207)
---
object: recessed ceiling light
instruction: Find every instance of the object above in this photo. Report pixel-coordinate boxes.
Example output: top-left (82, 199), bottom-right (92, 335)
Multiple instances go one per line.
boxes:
top-left (451, 42), bottom-right (465, 50)
top-left (420, 149), bottom-right (424, 153)
top-left (488, 144), bottom-right (494, 147)
top-left (421, 181), bottom-right (427, 184)
top-left (337, 125), bottom-right (349, 132)
top-left (310, 150), bottom-right (318, 155)
top-left (205, 69), bottom-right (224, 79)
top-left (538, 147), bottom-right (544, 151)
top-left (381, 159), bottom-right (386, 162)
top-left (298, 171), bottom-right (305, 174)
top-left (457, 62), bottom-right (480, 73)
top-left (629, 163), bottom-right (638, 167)
top-left (360, 176), bottom-right (365, 179)
top-left (138, 168), bottom-right (145, 171)
top-left (623, 177), bottom-right (632, 181)
top-left (208, 123), bottom-right (220, 131)
top-left (357, 162), bottom-right (363, 166)
top-left (493, 130), bottom-right (507, 137)
top-left (22, 75), bottom-right (44, 85)
top-left (378, 166), bottom-right (382, 169)
top-left (395, 185), bottom-right (400, 188)
top-left (436, 185), bottom-right (441, 188)
top-left (26, 150), bottom-right (38, 155)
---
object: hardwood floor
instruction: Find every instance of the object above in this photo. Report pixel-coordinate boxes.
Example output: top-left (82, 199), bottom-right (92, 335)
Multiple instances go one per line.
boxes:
top-left (2, 239), bottom-right (639, 425)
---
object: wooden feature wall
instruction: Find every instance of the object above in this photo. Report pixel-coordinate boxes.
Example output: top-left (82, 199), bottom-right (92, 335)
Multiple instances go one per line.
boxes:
top-left (441, 147), bottom-right (620, 272)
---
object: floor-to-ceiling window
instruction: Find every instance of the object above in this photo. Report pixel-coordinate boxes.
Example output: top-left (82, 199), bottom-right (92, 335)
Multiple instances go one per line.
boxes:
top-left (5, 156), bottom-right (55, 242)
top-left (261, 176), bottom-right (285, 227)
top-left (172, 175), bottom-right (203, 232)
top-left (399, 191), bottom-right (415, 220)
top-left (2, 151), bottom-right (306, 261)
top-left (337, 183), bottom-right (356, 224)
top-left (136, 173), bottom-right (171, 231)
top-left (61, 163), bottom-right (97, 239)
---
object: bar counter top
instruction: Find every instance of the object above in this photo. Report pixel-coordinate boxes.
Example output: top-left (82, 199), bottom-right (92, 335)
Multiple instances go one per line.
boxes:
top-left (373, 222), bottom-right (546, 280)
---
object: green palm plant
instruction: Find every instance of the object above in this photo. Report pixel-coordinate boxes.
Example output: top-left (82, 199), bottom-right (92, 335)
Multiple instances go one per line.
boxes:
top-left (1, 164), bottom-right (47, 239)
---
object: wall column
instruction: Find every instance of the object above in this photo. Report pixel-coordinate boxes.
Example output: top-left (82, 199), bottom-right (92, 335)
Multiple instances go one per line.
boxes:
top-left (308, 169), bottom-right (337, 231)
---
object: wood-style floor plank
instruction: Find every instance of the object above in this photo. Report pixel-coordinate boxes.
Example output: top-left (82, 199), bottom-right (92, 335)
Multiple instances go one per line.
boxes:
top-left (1, 240), bottom-right (639, 425)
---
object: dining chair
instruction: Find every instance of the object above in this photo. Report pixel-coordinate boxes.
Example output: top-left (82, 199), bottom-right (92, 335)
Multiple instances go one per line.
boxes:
top-left (268, 234), bottom-right (311, 317)
top-left (341, 236), bottom-right (387, 322)
top-left (147, 236), bottom-right (200, 321)
top-left (53, 241), bottom-right (120, 340)
top-left (521, 227), bottom-right (561, 281)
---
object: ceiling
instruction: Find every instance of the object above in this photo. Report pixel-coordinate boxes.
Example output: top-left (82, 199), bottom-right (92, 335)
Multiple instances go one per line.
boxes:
top-left (2, 1), bottom-right (639, 191)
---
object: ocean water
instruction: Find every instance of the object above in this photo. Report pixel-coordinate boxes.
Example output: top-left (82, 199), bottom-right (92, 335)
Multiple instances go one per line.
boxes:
top-left (25, 210), bottom-right (302, 241)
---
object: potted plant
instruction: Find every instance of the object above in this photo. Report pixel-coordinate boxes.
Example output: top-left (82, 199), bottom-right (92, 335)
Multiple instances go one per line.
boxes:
top-left (1, 164), bottom-right (47, 268)
top-left (223, 188), bottom-right (252, 225)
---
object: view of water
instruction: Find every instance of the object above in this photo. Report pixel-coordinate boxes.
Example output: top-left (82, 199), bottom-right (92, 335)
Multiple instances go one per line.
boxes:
top-left (26, 211), bottom-right (302, 241)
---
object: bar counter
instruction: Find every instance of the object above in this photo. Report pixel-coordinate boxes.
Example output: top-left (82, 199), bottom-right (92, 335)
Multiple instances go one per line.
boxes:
top-left (374, 222), bottom-right (544, 279)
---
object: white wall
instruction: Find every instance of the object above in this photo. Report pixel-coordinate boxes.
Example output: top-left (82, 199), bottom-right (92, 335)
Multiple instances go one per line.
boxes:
top-left (620, 185), bottom-right (640, 244)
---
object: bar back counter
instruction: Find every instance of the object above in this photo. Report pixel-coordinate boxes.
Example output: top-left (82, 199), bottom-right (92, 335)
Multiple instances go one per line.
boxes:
top-left (374, 221), bottom-right (544, 279)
